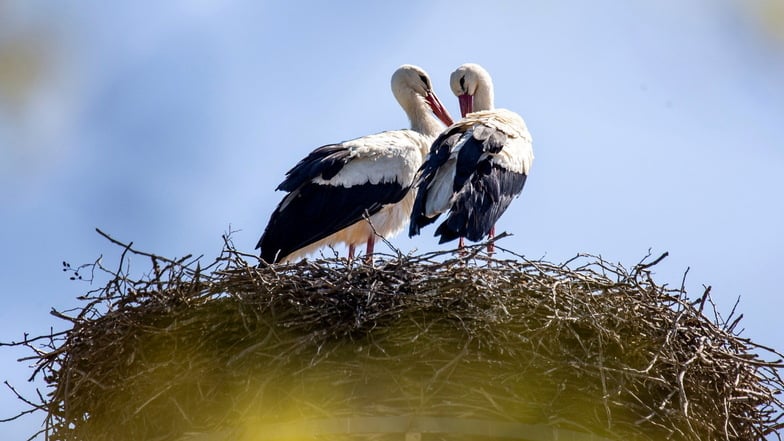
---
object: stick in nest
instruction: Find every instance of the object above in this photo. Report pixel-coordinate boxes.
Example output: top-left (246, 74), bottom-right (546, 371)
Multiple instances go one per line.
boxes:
top-left (1, 231), bottom-right (783, 441)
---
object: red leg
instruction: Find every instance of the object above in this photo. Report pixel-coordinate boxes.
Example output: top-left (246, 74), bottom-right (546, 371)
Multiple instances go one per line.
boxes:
top-left (488, 225), bottom-right (495, 254)
top-left (348, 244), bottom-right (356, 260)
top-left (457, 237), bottom-right (468, 257)
top-left (367, 236), bottom-right (376, 256)
top-left (364, 236), bottom-right (375, 264)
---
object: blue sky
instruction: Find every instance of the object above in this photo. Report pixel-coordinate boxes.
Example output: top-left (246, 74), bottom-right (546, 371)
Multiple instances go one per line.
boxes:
top-left (1, 1), bottom-right (783, 439)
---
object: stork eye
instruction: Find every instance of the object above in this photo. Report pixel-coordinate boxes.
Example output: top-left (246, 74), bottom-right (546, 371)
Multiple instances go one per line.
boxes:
top-left (459, 76), bottom-right (466, 93)
top-left (419, 74), bottom-right (431, 89)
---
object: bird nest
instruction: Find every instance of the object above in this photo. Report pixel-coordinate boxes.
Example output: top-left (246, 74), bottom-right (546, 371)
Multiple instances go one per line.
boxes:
top-left (5, 230), bottom-right (784, 441)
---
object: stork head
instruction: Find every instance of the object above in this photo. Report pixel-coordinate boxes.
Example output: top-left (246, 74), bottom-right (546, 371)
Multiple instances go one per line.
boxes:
top-left (391, 65), bottom-right (453, 128)
top-left (450, 63), bottom-right (494, 117)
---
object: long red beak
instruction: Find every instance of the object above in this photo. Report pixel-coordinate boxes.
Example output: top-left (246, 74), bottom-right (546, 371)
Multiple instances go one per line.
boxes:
top-left (425, 92), bottom-right (454, 127)
top-left (458, 93), bottom-right (473, 118)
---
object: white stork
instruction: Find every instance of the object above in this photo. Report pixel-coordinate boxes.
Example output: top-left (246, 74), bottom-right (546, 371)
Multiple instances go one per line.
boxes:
top-left (409, 63), bottom-right (533, 252)
top-left (257, 65), bottom-right (454, 263)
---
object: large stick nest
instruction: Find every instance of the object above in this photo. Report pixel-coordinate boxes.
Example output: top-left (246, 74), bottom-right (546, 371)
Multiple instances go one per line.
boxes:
top-left (6, 231), bottom-right (784, 441)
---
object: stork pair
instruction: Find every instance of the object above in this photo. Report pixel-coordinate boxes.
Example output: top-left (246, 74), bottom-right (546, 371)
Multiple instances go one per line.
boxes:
top-left (257, 64), bottom-right (533, 263)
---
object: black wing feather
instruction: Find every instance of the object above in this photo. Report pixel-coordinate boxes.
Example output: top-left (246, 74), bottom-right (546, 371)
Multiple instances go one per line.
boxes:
top-left (277, 144), bottom-right (351, 192)
top-left (435, 162), bottom-right (527, 244)
top-left (408, 128), bottom-right (465, 236)
top-left (452, 123), bottom-right (508, 193)
top-left (257, 180), bottom-right (407, 263)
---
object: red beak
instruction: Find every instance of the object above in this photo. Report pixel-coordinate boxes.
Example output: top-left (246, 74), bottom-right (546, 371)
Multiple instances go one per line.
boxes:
top-left (425, 92), bottom-right (454, 127)
top-left (458, 93), bottom-right (473, 118)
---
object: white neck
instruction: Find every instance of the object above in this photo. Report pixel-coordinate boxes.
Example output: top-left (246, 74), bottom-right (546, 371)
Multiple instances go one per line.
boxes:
top-left (473, 79), bottom-right (495, 112)
top-left (405, 97), bottom-right (443, 137)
